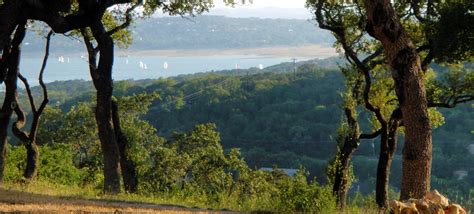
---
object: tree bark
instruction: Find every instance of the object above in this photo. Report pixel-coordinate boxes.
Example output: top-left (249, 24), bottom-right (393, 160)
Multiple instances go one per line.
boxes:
top-left (83, 25), bottom-right (138, 193)
top-left (0, 2), bottom-right (21, 56)
top-left (112, 100), bottom-right (138, 193)
top-left (375, 117), bottom-right (400, 207)
top-left (333, 142), bottom-right (355, 208)
top-left (89, 21), bottom-right (121, 194)
top-left (364, 0), bottom-right (432, 200)
top-left (11, 31), bottom-right (52, 181)
top-left (0, 22), bottom-right (25, 183)
top-left (333, 107), bottom-right (361, 208)
top-left (24, 142), bottom-right (39, 179)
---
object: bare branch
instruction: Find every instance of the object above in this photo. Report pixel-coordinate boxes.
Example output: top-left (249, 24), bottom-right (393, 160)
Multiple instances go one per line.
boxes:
top-left (12, 97), bottom-right (30, 143)
top-left (411, 0), bottom-right (427, 22)
top-left (18, 73), bottom-right (36, 113)
top-left (107, 1), bottom-right (142, 36)
top-left (428, 96), bottom-right (474, 108)
top-left (360, 129), bottom-right (382, 139)
top-left (314, 0), bottom-right (387, 126)
top-left (36, 31), bottom-right (53, 116)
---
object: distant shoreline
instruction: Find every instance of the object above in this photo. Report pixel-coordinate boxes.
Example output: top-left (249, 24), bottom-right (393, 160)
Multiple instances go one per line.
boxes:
top-left (22, 45), bottom-right (338, 59)
top-left (116, 45), bottom-right (338, 58)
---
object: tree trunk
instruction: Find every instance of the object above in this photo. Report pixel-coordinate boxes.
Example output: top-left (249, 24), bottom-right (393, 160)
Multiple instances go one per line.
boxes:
top-left (24, 141), bottom-right (39, 179)
top-left (12, 97), bottom-right (40, 180)
top-left (364, 0), bottom-right (432, 200)
top-left (375, 130), bottom-right (389, 208)
top-left (112, 100), bottom-right (138, 193)
top-left (0, 22), bottom-right (25, 183)
top-left (0, 2), bottom-right (21, 55)
top-left (333, 144), bottom-right (356, 208)
top-left (90, 21), bottom-right (121, 194)
top-left (375, 118), bottom-right (400, 207)
top-left (333, 107), bottom-right (361, 208)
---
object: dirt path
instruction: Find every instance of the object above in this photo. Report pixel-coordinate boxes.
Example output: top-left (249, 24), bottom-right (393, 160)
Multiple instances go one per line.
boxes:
top-left (0, 188), bottom-right (235, 213)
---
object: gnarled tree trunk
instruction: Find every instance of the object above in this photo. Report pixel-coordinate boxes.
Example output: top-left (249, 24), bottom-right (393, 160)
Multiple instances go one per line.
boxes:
top-left (83, 24), bottom-right (138, 193)
top-left (375, 115), bottom-right (400, 207)
top-left (333, 142), bottom-right (356, 208)
top-left (112, 100), bottom-right (138, 193)
top-left (364, 0), bottom-right (432, 200)
top-left (12, 31), bottom-right (52, 181)
top-left (333, 107), bottom-right (361, 208)
top-left (89, 20), bottom-right (121, 194)
top-left (0, 22), bottom-right (26, 183)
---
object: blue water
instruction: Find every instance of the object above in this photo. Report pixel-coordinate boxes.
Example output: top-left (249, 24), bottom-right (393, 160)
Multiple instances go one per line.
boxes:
top-left (19, 55), bottom-right (308, 85)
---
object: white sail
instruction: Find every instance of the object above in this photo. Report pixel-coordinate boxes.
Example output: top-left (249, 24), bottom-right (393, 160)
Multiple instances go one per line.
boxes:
top-left (163, 62), bottom-right (168, 69)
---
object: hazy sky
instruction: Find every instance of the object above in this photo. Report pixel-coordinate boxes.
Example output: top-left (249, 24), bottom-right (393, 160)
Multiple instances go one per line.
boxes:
top-left (154, 0), bottom-right (311, 19)
top-left (214, 0), bottom-right (306, 9)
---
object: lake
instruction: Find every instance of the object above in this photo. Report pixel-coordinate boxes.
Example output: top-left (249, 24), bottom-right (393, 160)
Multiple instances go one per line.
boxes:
top-left (18, 55), bottom-right (310, 85)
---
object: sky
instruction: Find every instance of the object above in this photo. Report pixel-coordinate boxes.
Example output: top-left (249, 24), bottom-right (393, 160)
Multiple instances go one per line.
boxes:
top-left (213, 0), bottom-right (307, 9)
top-left (208, 0), bottom-right (311, 19)
top-left (155, 0), bottom-right (312, 19)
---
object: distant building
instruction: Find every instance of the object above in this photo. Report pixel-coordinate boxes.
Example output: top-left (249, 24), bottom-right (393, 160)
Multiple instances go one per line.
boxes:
top-left (453, 170), bottom-right (468, 180)
top-left (260, 167), bottom-right (298, 177)
top-left (468, 144), bottom-right (474, 155)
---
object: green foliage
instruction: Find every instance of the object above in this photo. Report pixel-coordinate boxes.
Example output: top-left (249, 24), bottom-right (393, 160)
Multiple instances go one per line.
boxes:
top-left (36, 106), bottom-right (65, 145)
top-left (10, 102), bottom-right (339, 212)
top-left (18, 59), bottom-right (474, 206)
top-left (4, 145), bottom-right (26, 182)
top-left (427, 66), bottom-right (474, 105)
top-left (5, 144), bottom-right (94, 186)
top-left (37, 144), bottom-right (85, 185)
top-left (430, 2), bottom-right (474, 63)
top-left (277, 169), bottom-right (335, 212)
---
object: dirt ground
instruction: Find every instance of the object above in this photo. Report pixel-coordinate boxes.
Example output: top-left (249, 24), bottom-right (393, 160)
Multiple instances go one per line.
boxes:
top-left (0, 188), bottom-right (235, 214)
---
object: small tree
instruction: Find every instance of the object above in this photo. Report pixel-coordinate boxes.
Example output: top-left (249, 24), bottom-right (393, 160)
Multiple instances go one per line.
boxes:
top-left (11, 31), bottom-right (52, 180)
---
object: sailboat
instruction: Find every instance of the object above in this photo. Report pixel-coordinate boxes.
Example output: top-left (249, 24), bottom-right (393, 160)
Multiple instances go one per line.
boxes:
top-left (139, 61), bottom-right (144, 69)
top-left (163, 62), bottom-right (168, 70)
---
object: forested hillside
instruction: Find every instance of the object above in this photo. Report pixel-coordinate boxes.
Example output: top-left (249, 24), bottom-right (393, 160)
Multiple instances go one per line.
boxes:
top-left (22, 16), bottom-right (334, 54)
top-left (24, 60), bottom-right (474, 196)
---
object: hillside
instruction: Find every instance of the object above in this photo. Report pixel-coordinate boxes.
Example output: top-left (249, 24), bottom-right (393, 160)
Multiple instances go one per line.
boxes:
top-left (23, 59), bottom-right (474, 195)
top-left (22, 16), bottom-right (333, 55)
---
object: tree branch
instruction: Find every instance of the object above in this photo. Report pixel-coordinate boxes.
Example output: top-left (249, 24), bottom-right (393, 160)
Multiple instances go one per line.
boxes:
top-left (107, 1), bottom-right (142, 36)
top-left (314, 0), bottom-right (387, 126)
top-left (18, 73), bottom-right (36, 113)
top-left (36, 31), bottom-right (52, 116)
top-left (428, 96), bottom-right (474, 108)
top-left (12, 100), bottom-right (30, 143)
top-left (360, 129), bottom-right (382, 139)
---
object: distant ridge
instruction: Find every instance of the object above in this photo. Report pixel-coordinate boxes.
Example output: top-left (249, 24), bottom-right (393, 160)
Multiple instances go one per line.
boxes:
top-left (22, 16), bottom-right (333, 55)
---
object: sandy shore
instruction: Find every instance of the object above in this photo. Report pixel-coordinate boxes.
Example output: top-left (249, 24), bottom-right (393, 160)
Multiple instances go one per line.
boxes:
top-left (116, 45), bottom-right (338, 58)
